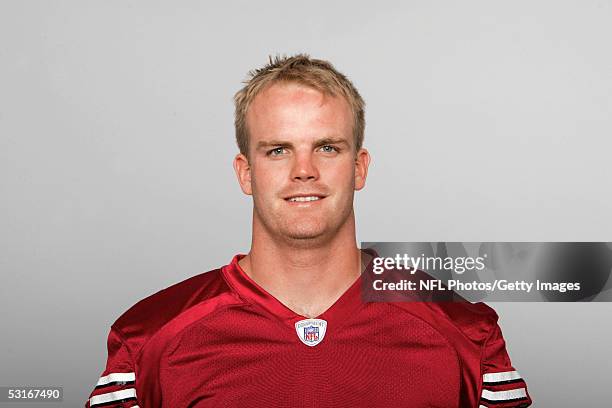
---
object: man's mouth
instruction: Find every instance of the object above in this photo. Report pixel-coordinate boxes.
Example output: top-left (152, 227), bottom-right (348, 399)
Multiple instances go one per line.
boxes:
top-left (287, 196), bottom-right (322, 202)
top-left (284, 194), bottom-right (326, 203)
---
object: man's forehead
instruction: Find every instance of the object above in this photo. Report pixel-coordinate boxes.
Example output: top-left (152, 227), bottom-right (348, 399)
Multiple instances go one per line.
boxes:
top-left (242, 82), bottom-right (355, 157)
top-left (248, 83), bottom-right (351, 128)
top-left (249, 82), bottom-right (349, 114)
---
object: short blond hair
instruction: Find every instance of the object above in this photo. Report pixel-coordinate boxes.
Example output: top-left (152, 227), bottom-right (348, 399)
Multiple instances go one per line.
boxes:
top-left (234, 54), bottom-right (365, 156)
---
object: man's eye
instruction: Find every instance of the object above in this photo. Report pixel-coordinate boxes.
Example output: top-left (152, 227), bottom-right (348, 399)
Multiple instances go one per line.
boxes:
top-left (319, 145), bottom-right (338, 153)
top-left (267, 147), bottom-right (286, 156)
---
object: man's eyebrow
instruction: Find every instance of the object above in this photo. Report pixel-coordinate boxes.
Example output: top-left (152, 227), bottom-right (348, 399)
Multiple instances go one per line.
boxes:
top-left (314, 137), bottom-right (350, 147)
top-left (255, 137), bottom-right (350, 150)
top-left (255, 140), bottom-right (294, 150)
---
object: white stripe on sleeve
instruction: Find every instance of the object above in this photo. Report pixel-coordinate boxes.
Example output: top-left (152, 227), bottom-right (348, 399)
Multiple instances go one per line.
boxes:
top-left (481, 388), bottom-right (527, 401)
top-left (89, 388), bottom-right (137, 406)
top-left (483, 370), bottom-right (521, 383)
top-left (96, 372), bottom-right (136, 386)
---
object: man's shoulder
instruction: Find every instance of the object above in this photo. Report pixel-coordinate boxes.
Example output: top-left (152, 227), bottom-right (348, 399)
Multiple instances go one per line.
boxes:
top-left (110, 264), bottom-right (241, 353)
top-left (392, 299), bottom-right (499, 346)
top-left (433, 300), bottom-right (499, 342)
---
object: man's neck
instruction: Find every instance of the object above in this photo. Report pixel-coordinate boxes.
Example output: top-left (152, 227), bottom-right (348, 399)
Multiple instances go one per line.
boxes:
top-left (238, 218), bottom-right (363, 318)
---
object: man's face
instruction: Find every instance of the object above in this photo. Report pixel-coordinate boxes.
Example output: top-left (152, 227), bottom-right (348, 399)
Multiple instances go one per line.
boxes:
top-left (234, 82), bottom-right (370, 245)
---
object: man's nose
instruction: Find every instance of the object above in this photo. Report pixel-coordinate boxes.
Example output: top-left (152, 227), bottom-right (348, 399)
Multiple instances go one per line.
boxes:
top-left (291, 152), bottom-right (319, 181)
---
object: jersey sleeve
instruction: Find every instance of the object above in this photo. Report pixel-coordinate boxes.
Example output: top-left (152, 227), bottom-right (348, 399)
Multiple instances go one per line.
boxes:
top-left (478, 323), bottom-right (532, 408)
top-left (85, 327), bottom-right (141, 408)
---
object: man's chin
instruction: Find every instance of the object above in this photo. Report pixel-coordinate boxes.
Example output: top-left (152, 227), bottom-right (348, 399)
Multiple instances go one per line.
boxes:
top-left (279, 225), bottom-right (331, 246)
top-left (283, 228), bottom-right (326, 241)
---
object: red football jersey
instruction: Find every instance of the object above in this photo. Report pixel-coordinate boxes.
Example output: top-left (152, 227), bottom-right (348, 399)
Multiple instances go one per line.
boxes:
top-left (86, 253), bottom-right (532, 408)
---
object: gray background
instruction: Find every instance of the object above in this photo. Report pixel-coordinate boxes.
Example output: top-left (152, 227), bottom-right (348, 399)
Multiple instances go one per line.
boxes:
top-left (1, 1), bottom-right (610, 406)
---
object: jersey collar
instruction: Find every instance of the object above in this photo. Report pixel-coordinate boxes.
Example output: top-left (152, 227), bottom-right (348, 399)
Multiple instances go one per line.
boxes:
top-left (221, 250), bottom-right (376, 331)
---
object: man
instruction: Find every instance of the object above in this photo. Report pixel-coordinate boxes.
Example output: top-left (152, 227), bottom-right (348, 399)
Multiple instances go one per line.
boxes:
top-left (85, 55), bottom-right (532, 407)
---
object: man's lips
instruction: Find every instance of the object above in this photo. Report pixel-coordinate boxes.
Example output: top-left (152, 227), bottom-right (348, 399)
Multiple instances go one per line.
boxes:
top-left (283, 193), bottom-right (327, 203)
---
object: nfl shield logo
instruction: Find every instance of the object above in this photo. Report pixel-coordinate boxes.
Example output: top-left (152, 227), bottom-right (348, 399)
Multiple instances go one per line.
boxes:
top-left (295, 318), bottom-right (327, 347)
top-left (304, 326), bottom-right (319, 342)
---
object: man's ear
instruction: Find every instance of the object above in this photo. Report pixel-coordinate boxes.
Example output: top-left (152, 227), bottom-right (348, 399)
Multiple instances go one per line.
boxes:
top-left (233, 153), bottom-right (253, 195)
top-left (354, 148), bottom-right (370, 191)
